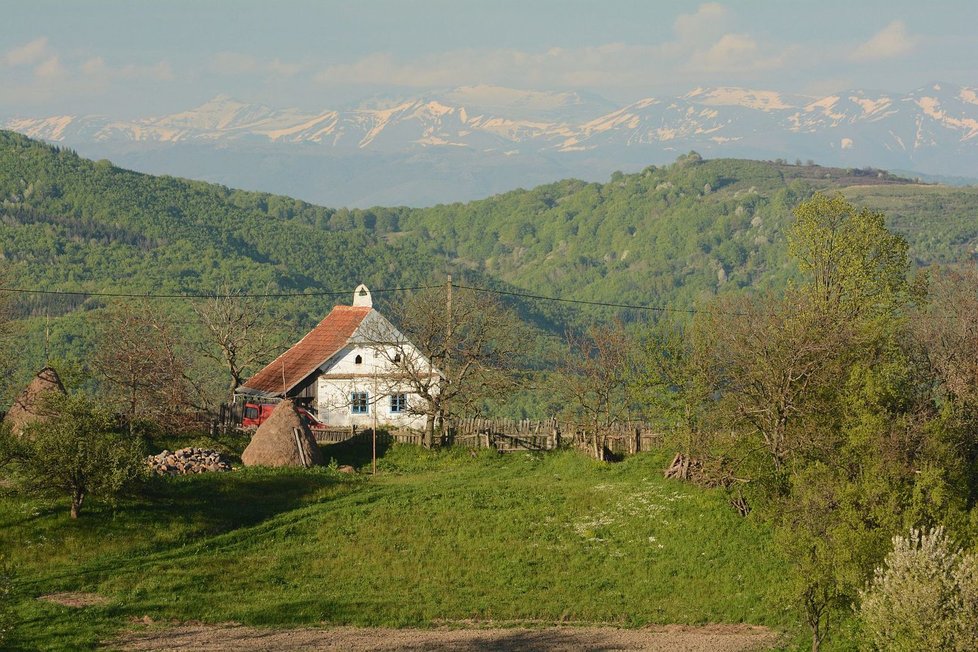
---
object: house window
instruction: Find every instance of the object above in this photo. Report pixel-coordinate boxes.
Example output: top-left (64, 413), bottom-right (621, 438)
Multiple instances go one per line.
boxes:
top-left (393, 353), bottom-right (402, 363)
top-left (351, 392), bottom-right (369, 414)
top-left (354, 354), bottom-right (363, 364)
top-left (390, 393), bottom-right (407, 413)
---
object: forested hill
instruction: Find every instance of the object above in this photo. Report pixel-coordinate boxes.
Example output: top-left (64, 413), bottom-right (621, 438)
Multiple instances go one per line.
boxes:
top-left (2, 129), bottom-right (977, 399)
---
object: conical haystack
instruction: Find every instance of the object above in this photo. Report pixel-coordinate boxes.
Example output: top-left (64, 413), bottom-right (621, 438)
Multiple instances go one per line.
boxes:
top-left (3, 366), bottom-right (66, 437)
top-left (241, 399), bottom-right (323, 468)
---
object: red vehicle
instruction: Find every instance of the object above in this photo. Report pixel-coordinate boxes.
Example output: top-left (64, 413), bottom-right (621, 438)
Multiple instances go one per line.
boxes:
top-left (241, 402), bottom-right (325, 430)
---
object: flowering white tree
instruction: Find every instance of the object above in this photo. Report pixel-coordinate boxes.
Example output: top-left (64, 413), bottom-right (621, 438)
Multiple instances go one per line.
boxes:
top-left (860, 527), bottom-right (978, 651)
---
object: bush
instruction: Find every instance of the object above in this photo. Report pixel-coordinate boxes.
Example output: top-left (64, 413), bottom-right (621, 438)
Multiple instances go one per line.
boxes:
top-left (859, 527), bottom-right (978, 651)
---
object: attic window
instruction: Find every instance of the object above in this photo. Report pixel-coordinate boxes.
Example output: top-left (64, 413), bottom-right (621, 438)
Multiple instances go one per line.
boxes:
top-left (393, 353), bottom-right (402, 363)
top-left (355, 354), bottom-right (363, 365)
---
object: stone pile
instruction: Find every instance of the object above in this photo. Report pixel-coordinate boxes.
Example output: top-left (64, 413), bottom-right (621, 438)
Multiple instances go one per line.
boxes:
top-left (146, 448), bottom-right (231, 476)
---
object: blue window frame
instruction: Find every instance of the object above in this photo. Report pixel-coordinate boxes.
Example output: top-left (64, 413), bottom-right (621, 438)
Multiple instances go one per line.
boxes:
top-left (390, 393), bottom-right (407, 413)
top-left (351, 392), bottom-right (369, 414)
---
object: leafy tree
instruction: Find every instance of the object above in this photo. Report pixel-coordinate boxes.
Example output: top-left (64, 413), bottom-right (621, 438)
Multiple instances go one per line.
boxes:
top-left (788, 192), bottom-right (909, 319)
top-left (17, 394), bottom-right (145, 518)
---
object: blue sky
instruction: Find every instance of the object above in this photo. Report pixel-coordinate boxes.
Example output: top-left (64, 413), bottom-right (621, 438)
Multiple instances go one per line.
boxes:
top-left (2, 1), bottom-right (976, 117)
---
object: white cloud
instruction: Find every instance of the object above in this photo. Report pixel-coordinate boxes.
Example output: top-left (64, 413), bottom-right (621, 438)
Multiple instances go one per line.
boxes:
top-left (210, 51), bottom-right (301, 78)
top-left (851, 20), bottom-right (919, 61)
top-left (0, 39), bottom-right (175, 109)
top-left (2, 37), bottom-right (50, 67)
top-left (673, 3), bottom-right (731, 45)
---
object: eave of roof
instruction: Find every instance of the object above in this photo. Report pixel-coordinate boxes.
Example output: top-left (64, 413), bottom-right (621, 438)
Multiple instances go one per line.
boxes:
top-left (239, 305), bottom-right (371, 396)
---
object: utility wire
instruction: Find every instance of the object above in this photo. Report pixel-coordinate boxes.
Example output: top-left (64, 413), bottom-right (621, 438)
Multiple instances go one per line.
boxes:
top-left (0, 281), bottom-right (754, 317)
top-left (0, 285), bottom-right (433, 300)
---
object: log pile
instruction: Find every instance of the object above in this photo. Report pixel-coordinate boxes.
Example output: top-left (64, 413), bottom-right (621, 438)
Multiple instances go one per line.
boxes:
top-left (146, 448), bottom-right (232, 476)
top-left (663, 452), bottom-right (701, 481)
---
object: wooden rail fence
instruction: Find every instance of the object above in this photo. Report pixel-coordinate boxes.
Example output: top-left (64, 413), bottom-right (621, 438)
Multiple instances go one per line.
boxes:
top-left (216, 402), bottom-right (660, 458)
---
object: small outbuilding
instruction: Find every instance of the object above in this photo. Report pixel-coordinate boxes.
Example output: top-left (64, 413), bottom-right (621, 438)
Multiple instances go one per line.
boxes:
top-left (2, 366), bottom-right (66, 437)
top-left (241, 398), bottom-right (323, 468)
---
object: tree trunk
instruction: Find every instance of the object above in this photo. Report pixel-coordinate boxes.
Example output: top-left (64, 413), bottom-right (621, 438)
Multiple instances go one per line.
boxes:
top-left (424, 413), bottom-right (435, 449)
top-left (70, 489), bottom-right (85, 519)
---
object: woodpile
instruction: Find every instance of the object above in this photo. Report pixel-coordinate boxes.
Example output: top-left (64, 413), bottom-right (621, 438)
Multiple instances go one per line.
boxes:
top-left (146, 448), bottom-right (231, 476)
top-left (663, 452), bottom-right (701, 481)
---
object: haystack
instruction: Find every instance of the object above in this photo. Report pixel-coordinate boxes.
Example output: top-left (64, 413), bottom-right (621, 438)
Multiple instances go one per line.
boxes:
top-left (241, 399), bottom-right (323, 468)
top-left (3, 366), bottom-right (66, 437)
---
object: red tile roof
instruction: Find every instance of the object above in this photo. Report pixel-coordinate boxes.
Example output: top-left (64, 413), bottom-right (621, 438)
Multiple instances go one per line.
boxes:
top-left (239, 305), bottom-right (371, 396)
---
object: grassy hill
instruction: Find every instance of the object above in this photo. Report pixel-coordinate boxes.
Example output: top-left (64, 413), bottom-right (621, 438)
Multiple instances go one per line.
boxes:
top-left (2, 444), bottom-right (799, 650)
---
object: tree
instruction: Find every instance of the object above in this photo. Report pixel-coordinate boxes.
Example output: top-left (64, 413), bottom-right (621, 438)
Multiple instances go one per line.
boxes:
top-left (193, 283), bottom-right (281, 404)
top-left (913, 266), bottom-right (978, 409)
top-left (363, 284), bottom-right (523, 447)
top-left (632, 316), bottom-right (717, 460)
top-left (91, 301), bottom-right (194, 435)
top-left (700, 292), bottom-right (849, 477)
top-left (556, 321), bottom-right (634, 460)
top-left (17, 394), bottom-right (145, 518)
top-left (788, 192), bottom-right (909, 320)
top-left (860, 527), bottom-right (978, 651)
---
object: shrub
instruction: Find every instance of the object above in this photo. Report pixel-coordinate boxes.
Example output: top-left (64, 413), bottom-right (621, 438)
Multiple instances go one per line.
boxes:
top-left (859, 527), bottom-right (978, 651)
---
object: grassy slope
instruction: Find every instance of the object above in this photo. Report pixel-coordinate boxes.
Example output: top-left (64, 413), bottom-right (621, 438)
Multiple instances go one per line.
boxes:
top-left (2, 445), bottom-right (793, 650)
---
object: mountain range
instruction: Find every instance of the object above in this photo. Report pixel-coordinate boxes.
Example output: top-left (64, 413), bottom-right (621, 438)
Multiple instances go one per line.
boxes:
top-left (4, 83), bottom-right (978, 207)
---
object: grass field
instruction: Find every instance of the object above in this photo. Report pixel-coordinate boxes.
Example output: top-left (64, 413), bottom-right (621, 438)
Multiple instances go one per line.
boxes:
top-left (1, 442), bottom-right (804, 650)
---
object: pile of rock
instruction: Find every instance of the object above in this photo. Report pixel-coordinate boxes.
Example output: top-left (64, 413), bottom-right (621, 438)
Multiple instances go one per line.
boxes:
top-left (146, 448), bottom-right (232, 476)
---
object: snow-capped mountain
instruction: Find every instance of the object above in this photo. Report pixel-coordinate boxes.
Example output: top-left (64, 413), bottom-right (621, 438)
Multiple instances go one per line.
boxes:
top-left (4, 83), bottom-right (977, 206)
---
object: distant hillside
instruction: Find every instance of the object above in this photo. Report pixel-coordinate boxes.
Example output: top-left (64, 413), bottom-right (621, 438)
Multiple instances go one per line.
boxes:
top-left (2, 131), bottom-right (977, 409)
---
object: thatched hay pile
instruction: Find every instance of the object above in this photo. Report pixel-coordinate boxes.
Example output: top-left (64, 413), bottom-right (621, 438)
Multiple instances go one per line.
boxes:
top-left (3, 366), bottom-right (66, 437)
top-left (241, 399), bottom-right (323, 468)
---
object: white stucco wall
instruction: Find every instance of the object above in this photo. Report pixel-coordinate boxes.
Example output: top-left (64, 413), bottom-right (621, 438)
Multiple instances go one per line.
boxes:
top-left (315, 343), bottom-right (433, 430)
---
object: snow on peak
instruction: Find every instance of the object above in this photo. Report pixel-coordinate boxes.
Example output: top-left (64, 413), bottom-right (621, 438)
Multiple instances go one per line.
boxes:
top-left (684, 87), bottom-right (796, 111)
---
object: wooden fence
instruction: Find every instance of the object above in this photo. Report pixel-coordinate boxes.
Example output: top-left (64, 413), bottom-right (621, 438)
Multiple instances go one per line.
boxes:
top-left (216, 401), bottom-right (660, 458)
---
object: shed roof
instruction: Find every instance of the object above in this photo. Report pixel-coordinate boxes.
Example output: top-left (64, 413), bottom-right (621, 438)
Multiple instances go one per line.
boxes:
top-left (239, 305), bottom-right (371, 397)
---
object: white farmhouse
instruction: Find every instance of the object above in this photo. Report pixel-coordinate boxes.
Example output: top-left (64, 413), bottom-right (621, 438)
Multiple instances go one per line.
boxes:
top-left (236, 285), bottom-right (435, 430)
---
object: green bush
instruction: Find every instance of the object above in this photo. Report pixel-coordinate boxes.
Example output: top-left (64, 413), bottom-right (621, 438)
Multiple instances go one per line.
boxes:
top-left (859, 527), bottom-right (978, 651)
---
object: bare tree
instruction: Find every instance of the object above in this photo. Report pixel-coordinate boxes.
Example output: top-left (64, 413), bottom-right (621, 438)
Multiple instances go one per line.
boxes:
top-left (700, 292), bottom-right (850, 475)
top-left (91, 301), bottom-right (194, 435)
top-left (556, 321), bottom-right (634, 460)
top-left (362, 284), bottom-right (523, 447)
top-left (193, 283), bottom-right (281, 404)
top-left (913, 266), bottom-right (978, 410)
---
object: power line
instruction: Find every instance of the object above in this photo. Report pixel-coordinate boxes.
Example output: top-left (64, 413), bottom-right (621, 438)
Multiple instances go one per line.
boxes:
top-left (0, 280), bottom-right (762, 318)
top-left (452, 282), bottom-right (730, 316)
top-left (0, 285), bottom-right (433, 300)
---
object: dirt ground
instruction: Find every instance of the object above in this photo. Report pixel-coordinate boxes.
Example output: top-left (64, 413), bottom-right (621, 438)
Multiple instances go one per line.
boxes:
top-left (113, 623), bottom-right (781, 651)
top-left (39, 592), bottom-right (109, 608)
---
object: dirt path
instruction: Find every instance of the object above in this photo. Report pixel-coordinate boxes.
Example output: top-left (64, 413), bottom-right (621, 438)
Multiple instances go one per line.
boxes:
top-left (113, 623), bottom-right (780, 651)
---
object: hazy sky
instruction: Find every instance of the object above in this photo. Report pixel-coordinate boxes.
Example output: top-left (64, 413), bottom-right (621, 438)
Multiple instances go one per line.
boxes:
top-left (2, 1), bottom-right (976, 117)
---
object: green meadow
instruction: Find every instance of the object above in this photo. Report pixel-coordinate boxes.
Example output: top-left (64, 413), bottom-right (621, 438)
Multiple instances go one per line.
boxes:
top-left (1, 443), bottom-right (801, 650)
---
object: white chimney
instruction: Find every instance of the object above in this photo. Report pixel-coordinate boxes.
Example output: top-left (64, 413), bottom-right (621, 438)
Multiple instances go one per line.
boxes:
top-left (352, 283), bottom-right (372, 307)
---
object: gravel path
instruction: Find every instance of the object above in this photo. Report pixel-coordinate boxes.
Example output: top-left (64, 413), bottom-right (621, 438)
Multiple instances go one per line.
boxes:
top-left (113, 623), bottom-right (780, 651)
